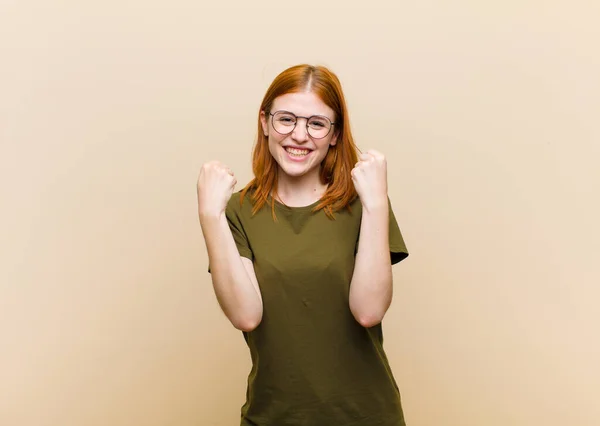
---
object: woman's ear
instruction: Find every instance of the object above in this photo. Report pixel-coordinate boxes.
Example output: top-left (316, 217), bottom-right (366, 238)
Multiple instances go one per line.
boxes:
top-left (329, 131), bottom-right (339, 146)
top-left (260, 111), bottom-right (269, 137)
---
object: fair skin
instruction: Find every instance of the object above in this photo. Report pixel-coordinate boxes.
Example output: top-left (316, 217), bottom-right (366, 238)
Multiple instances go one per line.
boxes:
top-left (259, 91), bottom-right (338, 206)
top-left (196, 162), bottom-right (262, 332)
top-left (348, 149), bottom-right (393, 327)
top-left (197, 90), bottom-right (393, 330)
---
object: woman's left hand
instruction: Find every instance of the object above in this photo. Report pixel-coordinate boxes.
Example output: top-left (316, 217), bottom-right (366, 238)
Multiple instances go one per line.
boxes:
top-left (351, 149), bottom-right (388, 211)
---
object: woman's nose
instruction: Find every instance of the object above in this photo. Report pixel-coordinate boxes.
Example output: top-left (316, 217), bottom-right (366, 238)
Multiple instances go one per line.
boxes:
top-left (291, 118), bottom-right (309, 142)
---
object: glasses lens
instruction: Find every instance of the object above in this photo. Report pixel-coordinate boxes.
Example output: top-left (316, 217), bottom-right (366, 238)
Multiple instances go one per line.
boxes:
top-left (307, 116), bottom-right (332, 139)
top-left (272, 112), bottom-right (296, 135)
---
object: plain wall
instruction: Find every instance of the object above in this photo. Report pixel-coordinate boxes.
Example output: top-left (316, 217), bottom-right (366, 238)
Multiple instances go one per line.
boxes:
top-left (1, 1), bottom-right (599, 425)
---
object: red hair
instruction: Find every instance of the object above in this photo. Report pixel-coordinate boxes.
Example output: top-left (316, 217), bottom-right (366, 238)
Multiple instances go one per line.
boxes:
top-left (240, 64), bottom-right (360, 220)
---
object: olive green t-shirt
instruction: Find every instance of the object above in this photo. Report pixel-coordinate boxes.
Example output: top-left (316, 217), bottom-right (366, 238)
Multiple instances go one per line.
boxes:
top-left (221, 190), bottom-right (409, 426)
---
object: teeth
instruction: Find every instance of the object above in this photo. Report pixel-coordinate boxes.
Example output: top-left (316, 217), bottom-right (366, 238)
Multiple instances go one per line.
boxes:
top-left (285, 147), bottom-right (310, 156)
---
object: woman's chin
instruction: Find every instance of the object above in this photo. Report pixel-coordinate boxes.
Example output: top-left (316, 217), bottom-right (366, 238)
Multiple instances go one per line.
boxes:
top-left (277, 163), bottom-right (316, 179)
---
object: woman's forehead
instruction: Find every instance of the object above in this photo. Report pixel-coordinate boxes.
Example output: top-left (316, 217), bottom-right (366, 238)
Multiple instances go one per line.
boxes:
top-left (272, 92), bottom-right (334, 118)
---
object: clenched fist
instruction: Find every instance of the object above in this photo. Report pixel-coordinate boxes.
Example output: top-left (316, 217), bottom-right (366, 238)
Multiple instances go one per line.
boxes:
top-left (351, 149), bottom-right (388, 211)
top-left (196, 160), bottom-right (237, 218)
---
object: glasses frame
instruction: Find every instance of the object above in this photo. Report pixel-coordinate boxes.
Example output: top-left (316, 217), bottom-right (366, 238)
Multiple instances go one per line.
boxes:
top-left (268, 110), bottom-right (336, 140)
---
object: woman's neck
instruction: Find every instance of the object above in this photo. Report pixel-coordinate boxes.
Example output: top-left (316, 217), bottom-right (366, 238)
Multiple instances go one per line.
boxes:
top-left (275, 169), bottom-right (327, 207)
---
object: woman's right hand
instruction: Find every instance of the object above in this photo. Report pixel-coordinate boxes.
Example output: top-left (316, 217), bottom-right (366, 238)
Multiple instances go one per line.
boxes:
top-left (196, 161), bottom-right (237, 218)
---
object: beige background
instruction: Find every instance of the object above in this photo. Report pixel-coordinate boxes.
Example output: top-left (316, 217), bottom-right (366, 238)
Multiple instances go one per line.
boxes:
top-left (1, 1), bottom-right (599, 425)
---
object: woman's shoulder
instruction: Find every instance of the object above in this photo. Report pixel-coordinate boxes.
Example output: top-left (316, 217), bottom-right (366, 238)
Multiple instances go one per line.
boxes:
top-left (227, 190), bottom-right (245, 211)
top-left (227, 186), bottom-right (256, 214)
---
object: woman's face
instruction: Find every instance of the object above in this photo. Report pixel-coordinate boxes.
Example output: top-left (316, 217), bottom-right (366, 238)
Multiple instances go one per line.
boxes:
top-left (261, 91), bottom-right (338, 181)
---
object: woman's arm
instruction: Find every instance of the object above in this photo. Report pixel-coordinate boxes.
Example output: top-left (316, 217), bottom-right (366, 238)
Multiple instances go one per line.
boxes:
top-left (348, 202), bottom-right (393, 328)
top-left (199, 212), bottom-right (263, 332)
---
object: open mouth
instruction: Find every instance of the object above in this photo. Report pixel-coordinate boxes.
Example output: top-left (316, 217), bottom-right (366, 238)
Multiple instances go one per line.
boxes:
top-left (284, 146), bottom-right (311, 157)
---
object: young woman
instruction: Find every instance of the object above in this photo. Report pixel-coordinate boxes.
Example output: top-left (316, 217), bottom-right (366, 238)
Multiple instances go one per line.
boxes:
top-left (197, 64), bottom-right (410, 425)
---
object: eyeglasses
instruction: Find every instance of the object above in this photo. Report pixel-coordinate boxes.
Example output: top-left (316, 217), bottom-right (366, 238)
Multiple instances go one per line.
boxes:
top-left (269, 110), bottom-right (335, 139)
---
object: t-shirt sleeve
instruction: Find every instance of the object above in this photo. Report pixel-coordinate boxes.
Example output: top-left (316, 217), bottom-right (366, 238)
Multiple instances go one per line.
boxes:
top-left (353, 196), bottom-right (409, 265)
top-left (225, 196), bottom-right (253, 261)
top-left (387, 197), bottom-right (409, 265)
top-left (207, 194), bottom-right (253, 274)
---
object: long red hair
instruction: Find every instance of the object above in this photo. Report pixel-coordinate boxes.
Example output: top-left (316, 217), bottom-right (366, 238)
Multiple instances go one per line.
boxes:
top-left (240, 64), bottom-right (360, 219)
